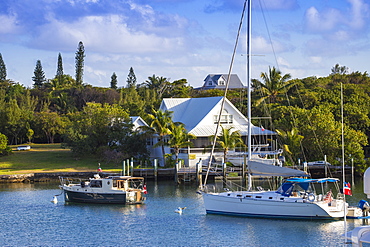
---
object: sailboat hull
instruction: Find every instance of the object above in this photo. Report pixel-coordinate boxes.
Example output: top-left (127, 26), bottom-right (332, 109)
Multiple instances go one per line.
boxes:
top-left (202, 192), bottom-right (348, 220)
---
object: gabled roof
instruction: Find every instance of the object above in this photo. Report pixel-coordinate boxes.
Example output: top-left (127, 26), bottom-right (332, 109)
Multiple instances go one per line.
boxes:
top-left (130, 116), bottom-right (148, 131)
top-left (201, 74), bottom-right (245, 89)
top-left (159, 97), bottom-right (274, 137)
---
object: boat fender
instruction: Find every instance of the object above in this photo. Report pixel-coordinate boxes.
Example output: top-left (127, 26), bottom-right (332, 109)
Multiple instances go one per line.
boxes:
top-left (359, 200), bottom-right (370, 211)
top-left (307, 193), bottom-right (315, 202)
top-left (323, 190), bottom-right (332, 203)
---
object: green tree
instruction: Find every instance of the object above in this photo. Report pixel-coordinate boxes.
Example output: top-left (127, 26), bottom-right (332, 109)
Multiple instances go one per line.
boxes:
top-left (164, 79), bottom-right (192, 98)
top-left (3, 98), bottom-right (23, 144)
top-left (26, 128), bottom-right (34, 143)
top-left (252, 66), bottom-right (294, 106)
top-left (56, 53), bottom-right (64, 85)
top-left (63, 102), bottom-right (131, 155)
top-left (276, 128), bottom-right (304, 165)
top-left (108, 120), bottom-right (149, 161)
top-left (110, 72), bottom-right (118, 89)
top-left (209, 126), bottom-right (245, 163)
top-left (0, 132), bottom-right (12, 156)
top-left (166, 123), bottom-right (196, 165)
top-left (331, 64), bottom-right (348, 75)
top-left (32, 60), bottom-right (46, 88)
top-left (143, 75), bottom-right (169, 98)
top-left (126, 67), bottom-right (137, 88)
top-left (120, 87), bottom-right (145, 116)
top-left (148, 109), bottom-right (174, 166)
top-left (75, 41), bottom-right (85, 85)
top-left (48, 74), bottom-right (76, 90)
top-left (35, 111), bottom-right (67, 143)
top-left (0, 53), bottom-right (6, 82)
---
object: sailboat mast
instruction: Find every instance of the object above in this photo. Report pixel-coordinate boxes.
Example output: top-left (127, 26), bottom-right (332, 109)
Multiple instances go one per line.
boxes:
top-left (341, 83), bottom-right (347, 240)
top-left (247, 0), bottom-right (252, 190)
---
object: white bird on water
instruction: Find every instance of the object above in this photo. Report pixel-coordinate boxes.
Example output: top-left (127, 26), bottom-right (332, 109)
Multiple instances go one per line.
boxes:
top-left (175, 207), bottom-right (186, 214)
top-left (51, 196), bottom-right (58, 204)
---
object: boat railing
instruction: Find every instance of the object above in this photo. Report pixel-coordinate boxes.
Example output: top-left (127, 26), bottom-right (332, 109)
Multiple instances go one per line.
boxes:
top-left (203, 184), bottom-right (216, 193)
top-left (59, 176), bottom-right (83, 186)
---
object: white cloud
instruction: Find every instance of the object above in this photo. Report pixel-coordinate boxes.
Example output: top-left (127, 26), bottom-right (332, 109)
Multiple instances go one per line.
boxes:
top-left (331, 30), bottom-right (350, 41)
top-left (251, 35), bottom-right (288, 54)
top-left (348, 0), bottom-right (369, 29)
top-left (260, 0), bottom-right (298, 10)
top-left (305, 7), bottom-right (342, 32)
top-left (277, 57), bottom-right (290, 67)
top-left (309, 56), bottom-right (322, 64)
top-left (30, 14), bottom-right (187, 54)
top-left (0, 14), bottom-right (21, 34)
top-left (305, 0), bottom-right (369, 34)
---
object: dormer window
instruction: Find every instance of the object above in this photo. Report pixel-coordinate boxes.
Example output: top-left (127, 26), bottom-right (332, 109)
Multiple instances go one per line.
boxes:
top-left (214, 109), bottom-right (233, 124)
top-left (219, 80), bottom-right (225, 85)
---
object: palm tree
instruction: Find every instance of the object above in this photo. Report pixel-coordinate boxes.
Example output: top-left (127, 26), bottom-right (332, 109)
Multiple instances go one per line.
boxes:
top-left (144, 75), bottom-right (169, 98)
top-left (167, 123), bottom-right (196, 165)
top-left (252, 66), bottom-right (294, 106)
top-left (331, 63), bottom-right (348, 75)
top-left (275, 128), bottom-right (304, 165)
top-left (209, 126), bottom-right (245, 163)
top-left (148, 109), bottom-right (173, 166)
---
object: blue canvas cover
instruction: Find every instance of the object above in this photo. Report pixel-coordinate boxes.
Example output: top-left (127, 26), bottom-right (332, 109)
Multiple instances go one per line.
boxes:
top-left (277, 178), bottom-right (339, 196)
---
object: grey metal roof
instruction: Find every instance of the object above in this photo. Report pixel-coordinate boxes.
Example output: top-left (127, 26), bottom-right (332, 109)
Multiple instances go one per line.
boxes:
top-left (201, 74), bottom-right (246, 89)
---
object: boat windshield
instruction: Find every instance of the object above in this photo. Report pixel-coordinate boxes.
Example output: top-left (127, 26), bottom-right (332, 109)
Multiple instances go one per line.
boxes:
top-left (128, 178), bottom-right (144, 189)
top-left (277, 178), bottom-right (340, 196)
top-left (277, 182), bottom-right (312, 196)
top-left (90, 180), bottom-right (102, 188)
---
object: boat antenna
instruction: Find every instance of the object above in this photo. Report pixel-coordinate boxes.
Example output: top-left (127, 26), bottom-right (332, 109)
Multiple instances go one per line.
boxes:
top-left (203, 0), bottom-right (248, 187)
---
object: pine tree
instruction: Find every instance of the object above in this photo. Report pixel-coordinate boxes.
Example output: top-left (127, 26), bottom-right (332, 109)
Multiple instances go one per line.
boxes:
top-left (75, 41), bottom-right (85, 85)
top-left (0, 53), bottom-right (6, 82)
top-left (110, 72), bottom-right (118, 89)
top-left (32, 60), bottom-right (46, 88)
top-left (56, 53), bottom-right (64, 85)
top-left (126, 67), bottom-right (137, 88)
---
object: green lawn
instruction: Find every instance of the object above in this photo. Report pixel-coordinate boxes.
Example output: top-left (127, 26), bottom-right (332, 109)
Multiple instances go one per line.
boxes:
top-left (0, 143), bottom-right (122, 175)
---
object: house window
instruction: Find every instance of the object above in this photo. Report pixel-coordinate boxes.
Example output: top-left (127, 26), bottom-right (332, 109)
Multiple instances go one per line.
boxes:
top-left (219, 80), bottom-right (225, 85)
top-left (214, 110), bottom-right (233, 124)
top-left (208, 81), bottom-right (213, 85)
top-left (146, 138), bottom-right (153, 146)
top-left (158, 137), bottom-right (169, 142)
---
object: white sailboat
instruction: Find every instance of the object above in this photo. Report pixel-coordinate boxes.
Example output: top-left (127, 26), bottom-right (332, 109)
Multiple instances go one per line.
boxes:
top-left (201, 0), bottom-right (363, 220)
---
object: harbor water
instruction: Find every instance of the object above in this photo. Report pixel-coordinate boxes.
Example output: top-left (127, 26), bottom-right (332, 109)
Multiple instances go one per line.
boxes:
top-left (0, 179), bottom-right (368, 246)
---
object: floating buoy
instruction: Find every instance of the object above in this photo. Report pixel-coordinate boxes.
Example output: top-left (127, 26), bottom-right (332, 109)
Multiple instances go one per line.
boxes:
top-left (51, 196), bottom-right (58, 204)
top-left (175, 207), bottom-right (186, 214)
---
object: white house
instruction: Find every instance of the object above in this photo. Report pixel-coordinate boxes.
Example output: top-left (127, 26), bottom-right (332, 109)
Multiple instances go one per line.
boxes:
top-left (198, 74), bottom-right (246, 90)
top-left (130, 116), bottom-right (148, 131)
top-left (148, 96), bottom-right (276, 167)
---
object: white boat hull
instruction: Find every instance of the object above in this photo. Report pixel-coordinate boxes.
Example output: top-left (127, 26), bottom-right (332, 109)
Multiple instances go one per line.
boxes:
top-left (202, 192), bottom-right (350, 219)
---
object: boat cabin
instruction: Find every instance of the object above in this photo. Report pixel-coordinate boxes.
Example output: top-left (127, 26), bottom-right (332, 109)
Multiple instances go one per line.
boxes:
top-left (80, 175), bottom-right (145, 192)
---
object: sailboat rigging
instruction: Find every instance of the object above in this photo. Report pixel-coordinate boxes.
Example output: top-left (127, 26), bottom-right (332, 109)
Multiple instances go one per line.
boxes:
top-left (200, 0), bottom-right (363, 220)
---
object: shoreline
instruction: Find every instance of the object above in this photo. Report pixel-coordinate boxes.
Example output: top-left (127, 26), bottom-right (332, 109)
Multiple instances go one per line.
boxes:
top-left (0, 168), bottom-right (177, 183)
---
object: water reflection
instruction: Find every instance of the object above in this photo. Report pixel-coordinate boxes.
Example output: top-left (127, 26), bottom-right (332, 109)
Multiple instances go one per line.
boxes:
top-left (0, 179), bottom-right (369, 246)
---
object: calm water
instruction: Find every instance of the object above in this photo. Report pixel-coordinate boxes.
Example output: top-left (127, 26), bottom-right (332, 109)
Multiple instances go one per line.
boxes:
top-left (0, 179), bottom-right (368, 247)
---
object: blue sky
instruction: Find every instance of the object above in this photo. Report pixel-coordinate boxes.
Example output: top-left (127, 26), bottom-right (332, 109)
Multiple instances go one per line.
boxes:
top-left (0, 0), bottom-right (369, 88)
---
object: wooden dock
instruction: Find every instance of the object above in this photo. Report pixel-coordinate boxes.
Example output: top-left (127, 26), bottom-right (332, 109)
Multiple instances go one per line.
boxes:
top-left (132, 165), bottom-right (355, 183)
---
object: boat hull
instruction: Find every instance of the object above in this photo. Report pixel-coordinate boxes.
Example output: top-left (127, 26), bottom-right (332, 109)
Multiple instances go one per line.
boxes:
top-left (64, 190), bottom-right (137, 204)
top-left (203, 193), bottom-right (344, 220)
